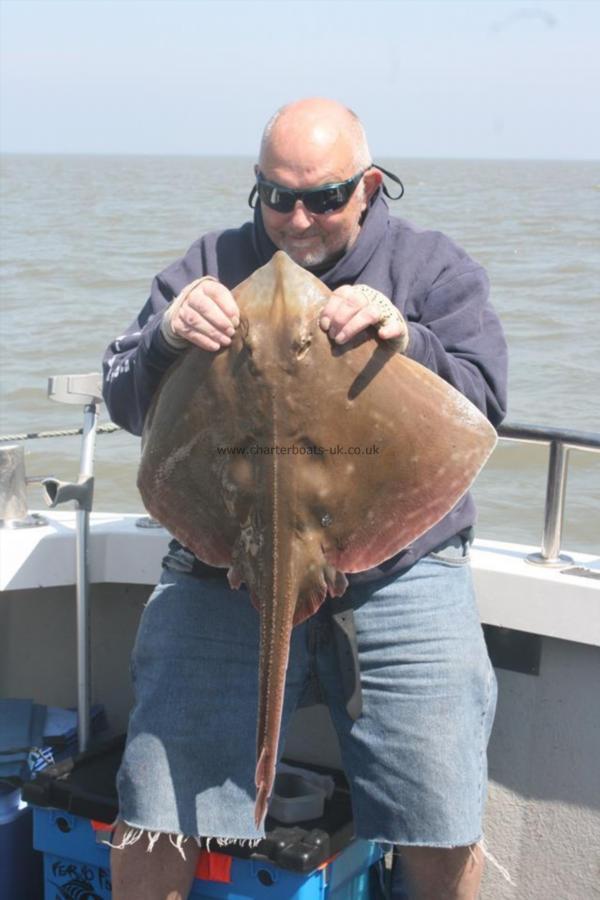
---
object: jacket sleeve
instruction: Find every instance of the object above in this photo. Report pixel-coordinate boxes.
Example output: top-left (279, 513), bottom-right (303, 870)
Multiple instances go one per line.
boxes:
top-left (102, 273), bottom-right (186, 436)
top-left (404, 265), bottom-right (508, 427)
top-left (102, 232), bottom-right (218, 435)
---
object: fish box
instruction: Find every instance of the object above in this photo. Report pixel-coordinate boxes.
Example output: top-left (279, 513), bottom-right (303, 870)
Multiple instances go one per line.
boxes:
top-left (34, 808), bottom-right (381, 899)
top-left (24, 737), bottom-right (384, 899)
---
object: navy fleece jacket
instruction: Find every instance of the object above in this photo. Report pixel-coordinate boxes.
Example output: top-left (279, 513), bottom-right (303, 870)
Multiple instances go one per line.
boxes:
top-left (102, 191), bottom-right (508, 578)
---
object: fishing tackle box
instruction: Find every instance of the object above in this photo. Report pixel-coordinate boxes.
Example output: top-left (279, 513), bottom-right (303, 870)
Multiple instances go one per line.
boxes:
top-left (23, 736), bottom-right (384, 899)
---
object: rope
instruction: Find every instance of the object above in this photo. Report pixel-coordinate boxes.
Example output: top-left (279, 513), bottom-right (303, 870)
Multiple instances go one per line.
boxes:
top-left (0, 423), bottom-right (122, 443)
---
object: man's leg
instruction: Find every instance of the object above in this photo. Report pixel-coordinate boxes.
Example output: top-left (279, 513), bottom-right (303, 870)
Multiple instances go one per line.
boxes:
top-left (112, 570), bottom-right (311, 896)
top-left (316, 544), bottom-right (496, 900)
top-left (111, 821), bottom-right (200, 900)
top-left (396, 844), bottom-right (483, 900)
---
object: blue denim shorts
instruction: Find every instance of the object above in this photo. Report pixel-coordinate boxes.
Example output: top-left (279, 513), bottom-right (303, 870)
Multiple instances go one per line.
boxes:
top-left (117, 541), bottom-right (496, 847)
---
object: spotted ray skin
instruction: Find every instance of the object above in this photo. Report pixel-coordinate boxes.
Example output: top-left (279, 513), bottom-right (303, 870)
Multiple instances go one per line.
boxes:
top-left (137, 251), bottom-right (497, 827)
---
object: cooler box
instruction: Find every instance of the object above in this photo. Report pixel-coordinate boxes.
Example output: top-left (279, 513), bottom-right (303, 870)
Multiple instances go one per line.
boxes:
top-left (24, 737), bottom-right (384, 899)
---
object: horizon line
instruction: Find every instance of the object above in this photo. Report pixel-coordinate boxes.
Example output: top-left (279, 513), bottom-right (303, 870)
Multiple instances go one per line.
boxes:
top-left (1, 151), bottom-right (599, 163)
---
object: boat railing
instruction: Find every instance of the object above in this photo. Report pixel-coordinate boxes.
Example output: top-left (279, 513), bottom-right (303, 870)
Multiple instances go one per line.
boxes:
top-left (496, 423), bottom-right (600, 567)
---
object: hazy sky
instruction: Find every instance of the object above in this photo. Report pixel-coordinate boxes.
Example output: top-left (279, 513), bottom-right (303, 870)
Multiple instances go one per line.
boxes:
top-left (1, 0), bottom-right (598, 159)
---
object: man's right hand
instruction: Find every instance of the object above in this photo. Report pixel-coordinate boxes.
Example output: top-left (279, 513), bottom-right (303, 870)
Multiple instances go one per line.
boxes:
top-left (161, 276), bottom-right (240, 352)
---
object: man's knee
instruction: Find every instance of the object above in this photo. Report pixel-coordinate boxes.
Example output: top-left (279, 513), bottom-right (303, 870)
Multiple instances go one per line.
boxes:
top-left (394, 843), bottom-right (483, 900)
top-left (110, 819), bottom-right (200, 900)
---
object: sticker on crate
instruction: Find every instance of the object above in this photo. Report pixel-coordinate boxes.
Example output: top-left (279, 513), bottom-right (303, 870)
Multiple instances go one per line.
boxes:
top-left (46, 855), bottom-right (111, 899)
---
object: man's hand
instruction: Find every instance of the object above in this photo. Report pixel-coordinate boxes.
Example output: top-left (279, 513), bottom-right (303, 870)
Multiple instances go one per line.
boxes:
top-left (319, 284), bottom-right (409, 352)
top-left (161, 277), bottom-right (240, 352)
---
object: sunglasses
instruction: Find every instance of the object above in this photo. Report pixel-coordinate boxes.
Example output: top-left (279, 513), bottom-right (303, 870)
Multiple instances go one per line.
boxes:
top-left (249, 169), bottom-right (367, 215)
top-left (248, 164), bottom-right (404, 214)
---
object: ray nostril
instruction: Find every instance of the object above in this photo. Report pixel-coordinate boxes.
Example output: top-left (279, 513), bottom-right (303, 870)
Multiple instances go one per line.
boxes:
top-left (321, 513), bottom-right (333, 527)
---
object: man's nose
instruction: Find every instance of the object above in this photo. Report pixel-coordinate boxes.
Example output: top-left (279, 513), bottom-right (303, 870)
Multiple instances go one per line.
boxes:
top-left (288, 201), bottom-right (314, 229)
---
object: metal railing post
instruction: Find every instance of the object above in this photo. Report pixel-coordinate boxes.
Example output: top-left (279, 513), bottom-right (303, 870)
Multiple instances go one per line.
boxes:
top-left (497, 423), bottom-right (599, 568)
top-left (43, 374), bottom-right (104, 752)
top-left (74, 401), bottom-right (99, 751)
top-left (525, 439), bottom-right (573, 567)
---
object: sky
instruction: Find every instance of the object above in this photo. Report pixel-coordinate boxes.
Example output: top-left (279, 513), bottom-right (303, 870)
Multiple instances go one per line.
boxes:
top-left (1, 0), bottom-right (599, 159)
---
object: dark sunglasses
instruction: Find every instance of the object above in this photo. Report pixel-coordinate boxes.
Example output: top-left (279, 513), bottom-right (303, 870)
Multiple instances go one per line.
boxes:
top-left (248, 163), bottom-right (404, 214)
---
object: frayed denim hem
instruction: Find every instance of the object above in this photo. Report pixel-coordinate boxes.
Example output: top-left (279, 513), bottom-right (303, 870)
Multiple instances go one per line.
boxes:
top-left (106, 821), bottom-right (262, 861)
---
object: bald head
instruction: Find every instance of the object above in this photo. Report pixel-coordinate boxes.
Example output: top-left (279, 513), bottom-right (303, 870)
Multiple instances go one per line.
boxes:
top-left (259, 98), bottom-right (372, 177)
top-left (256, 99), bottom-right (381, 269)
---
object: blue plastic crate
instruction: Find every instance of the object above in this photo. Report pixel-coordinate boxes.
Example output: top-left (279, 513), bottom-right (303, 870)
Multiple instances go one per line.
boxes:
top-left (188, 842), bottom-right (382, 899)
top-left (33, 807), bottom-right (382, 899)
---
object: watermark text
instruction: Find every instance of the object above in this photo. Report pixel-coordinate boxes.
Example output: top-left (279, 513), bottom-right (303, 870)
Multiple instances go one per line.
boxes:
top-left (216, 443), bottom-right (381, 457)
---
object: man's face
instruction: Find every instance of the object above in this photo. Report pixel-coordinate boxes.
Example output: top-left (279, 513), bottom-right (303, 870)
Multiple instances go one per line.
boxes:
top-left (257, 156), bottom-right (370, 269)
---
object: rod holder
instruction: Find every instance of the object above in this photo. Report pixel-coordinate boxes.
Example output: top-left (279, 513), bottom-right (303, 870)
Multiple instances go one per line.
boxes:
top-left (42, 476), bottom-right (94, 512)
top-left (47, 373), bottom-right (103, 406)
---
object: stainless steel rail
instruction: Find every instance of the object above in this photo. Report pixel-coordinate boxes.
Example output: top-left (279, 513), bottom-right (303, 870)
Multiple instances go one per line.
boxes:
top-left (497, 423), bottom-right (600, 567)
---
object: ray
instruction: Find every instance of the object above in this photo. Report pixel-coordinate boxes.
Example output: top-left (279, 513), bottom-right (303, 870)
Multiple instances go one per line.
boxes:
top-left (137, 251), bottom-right (497, 827)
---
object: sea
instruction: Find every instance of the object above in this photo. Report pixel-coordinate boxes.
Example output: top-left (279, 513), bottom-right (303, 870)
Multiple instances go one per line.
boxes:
top-left (0, 155), bottom-right (598, 554)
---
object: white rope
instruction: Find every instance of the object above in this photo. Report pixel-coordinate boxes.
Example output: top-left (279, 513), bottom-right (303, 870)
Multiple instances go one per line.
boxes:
top-left (0, 423), bottom-right (122, 443)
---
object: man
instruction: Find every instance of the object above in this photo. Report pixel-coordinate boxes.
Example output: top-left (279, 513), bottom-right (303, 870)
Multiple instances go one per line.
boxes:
top-left (103, 98), bottom-right (508, 900)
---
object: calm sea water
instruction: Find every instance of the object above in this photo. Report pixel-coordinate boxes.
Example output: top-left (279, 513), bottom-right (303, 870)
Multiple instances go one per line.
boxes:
top-left (0, 155), bottom-right (598, 553)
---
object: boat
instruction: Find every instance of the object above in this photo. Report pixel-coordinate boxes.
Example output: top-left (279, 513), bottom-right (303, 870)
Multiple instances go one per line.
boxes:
top-left (1, 373), bottom-right (598, 899)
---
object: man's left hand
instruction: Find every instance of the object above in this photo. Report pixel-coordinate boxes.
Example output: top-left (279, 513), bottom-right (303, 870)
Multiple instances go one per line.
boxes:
top-left (319, 285), bottom-right (409, 352)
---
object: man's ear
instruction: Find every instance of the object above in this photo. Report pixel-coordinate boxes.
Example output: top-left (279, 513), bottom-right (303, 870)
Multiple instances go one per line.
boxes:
top-left (363, 167), bottom-right (383, 202)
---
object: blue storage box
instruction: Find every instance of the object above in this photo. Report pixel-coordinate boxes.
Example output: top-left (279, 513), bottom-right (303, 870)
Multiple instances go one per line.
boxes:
top-left (33, 807), bottom-right (382, 899)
